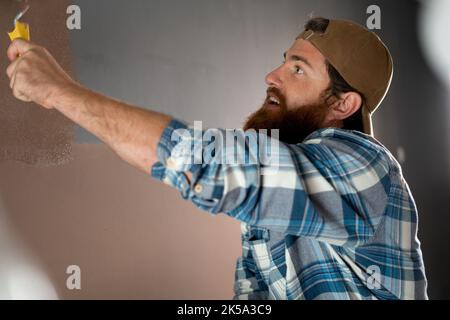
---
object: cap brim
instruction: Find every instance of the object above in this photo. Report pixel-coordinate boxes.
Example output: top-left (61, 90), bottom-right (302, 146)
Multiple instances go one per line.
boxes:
top-left (362, 104), bottom-right (374, 137)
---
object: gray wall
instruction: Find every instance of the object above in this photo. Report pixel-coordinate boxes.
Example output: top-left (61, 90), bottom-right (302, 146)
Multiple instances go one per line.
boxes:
top-left (70, 0), bottom-right (363, 142)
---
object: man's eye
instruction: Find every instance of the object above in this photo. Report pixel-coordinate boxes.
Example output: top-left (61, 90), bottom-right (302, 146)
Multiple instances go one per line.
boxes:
top-left (294, 66), bottom-right (304, 75)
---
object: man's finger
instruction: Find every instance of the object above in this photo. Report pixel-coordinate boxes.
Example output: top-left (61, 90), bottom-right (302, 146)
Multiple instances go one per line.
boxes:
top-left (10, 68), bottom-right (16, 90)
top-left (12, 84), bottom-right (31, 103)
top-left (9, 61), bottom-right (32, 103)
top-left (6, 56), bottom-right (22, 79)
top-left (8, 56), bottom-right (26, 89)
top-left (15, 91), bottom-right (32, 103)
top-left (6, 39), bottom-right (35, 62)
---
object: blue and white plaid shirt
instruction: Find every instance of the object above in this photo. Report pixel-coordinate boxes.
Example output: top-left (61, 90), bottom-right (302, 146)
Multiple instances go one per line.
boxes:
top-left (151, 119), bottom-right (428, 300)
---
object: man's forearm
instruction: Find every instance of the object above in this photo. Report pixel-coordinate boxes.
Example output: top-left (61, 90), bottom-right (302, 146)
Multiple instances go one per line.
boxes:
top-left (52, 84), bottom-right (172, 173)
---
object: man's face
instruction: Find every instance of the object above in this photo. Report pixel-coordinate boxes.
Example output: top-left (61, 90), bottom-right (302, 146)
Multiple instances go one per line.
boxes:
top-left (243, 38), bottom-right (334, 144)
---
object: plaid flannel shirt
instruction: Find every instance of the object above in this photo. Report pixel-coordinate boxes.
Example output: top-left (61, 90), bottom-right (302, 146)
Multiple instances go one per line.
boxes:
top-left (151, 118), bottom-right (428, 300)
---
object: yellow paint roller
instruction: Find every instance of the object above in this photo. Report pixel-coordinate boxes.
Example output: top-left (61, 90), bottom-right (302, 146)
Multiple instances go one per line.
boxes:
top-left (8, 4), bottom-right (30, 41)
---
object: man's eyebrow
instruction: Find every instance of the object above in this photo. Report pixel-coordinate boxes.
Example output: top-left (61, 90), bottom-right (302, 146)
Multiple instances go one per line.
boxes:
top-left (283, 52), bottom-right (313, 69)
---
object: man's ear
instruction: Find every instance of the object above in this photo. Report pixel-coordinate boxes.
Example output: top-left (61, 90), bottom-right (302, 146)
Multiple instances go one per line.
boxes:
top-left (328, 91), bottom-right (362, 122)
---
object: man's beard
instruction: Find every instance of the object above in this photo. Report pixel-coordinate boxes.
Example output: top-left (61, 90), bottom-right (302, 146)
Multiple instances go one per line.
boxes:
top-left (243, 90), bottom-right (331, 144)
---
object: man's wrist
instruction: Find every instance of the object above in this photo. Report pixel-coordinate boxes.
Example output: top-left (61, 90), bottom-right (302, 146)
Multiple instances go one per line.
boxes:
top-left (50, 82), bottom-right (88, 112)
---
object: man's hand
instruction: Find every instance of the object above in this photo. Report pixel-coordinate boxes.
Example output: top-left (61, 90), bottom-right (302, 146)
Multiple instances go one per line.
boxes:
top-left (6, 39), bottom-right (77, 109)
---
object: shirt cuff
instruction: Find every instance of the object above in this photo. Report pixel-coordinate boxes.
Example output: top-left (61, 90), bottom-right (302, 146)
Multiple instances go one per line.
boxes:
top-left (150, 118), bottom-right (193, 199)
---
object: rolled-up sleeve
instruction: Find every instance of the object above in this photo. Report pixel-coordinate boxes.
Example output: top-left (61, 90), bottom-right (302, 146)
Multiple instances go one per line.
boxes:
top-left (151, 118), bottom-right (194, 199)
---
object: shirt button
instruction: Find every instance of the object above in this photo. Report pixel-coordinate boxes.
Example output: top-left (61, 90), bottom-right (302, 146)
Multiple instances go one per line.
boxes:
top-left (194, 184), bottom-right (203, 193)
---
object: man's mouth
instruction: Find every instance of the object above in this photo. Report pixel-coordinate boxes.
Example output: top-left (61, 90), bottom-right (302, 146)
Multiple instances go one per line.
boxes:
top-left (268, 96), bottom-right (280, 105)
top-left (265, 94), bottom-right (281, 109)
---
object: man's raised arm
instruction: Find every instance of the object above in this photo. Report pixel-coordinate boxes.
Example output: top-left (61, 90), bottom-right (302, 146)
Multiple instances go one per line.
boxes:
top-left (6, 39), bottom-right (172, 173)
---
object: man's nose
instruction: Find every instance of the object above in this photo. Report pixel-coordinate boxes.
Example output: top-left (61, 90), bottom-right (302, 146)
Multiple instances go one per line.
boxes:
top-left (265, 66), bottom-right (282, 87)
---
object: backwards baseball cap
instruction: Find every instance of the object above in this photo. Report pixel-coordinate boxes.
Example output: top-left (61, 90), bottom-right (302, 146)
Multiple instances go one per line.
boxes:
top-left (297, 19), bottom-right (393, 137)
